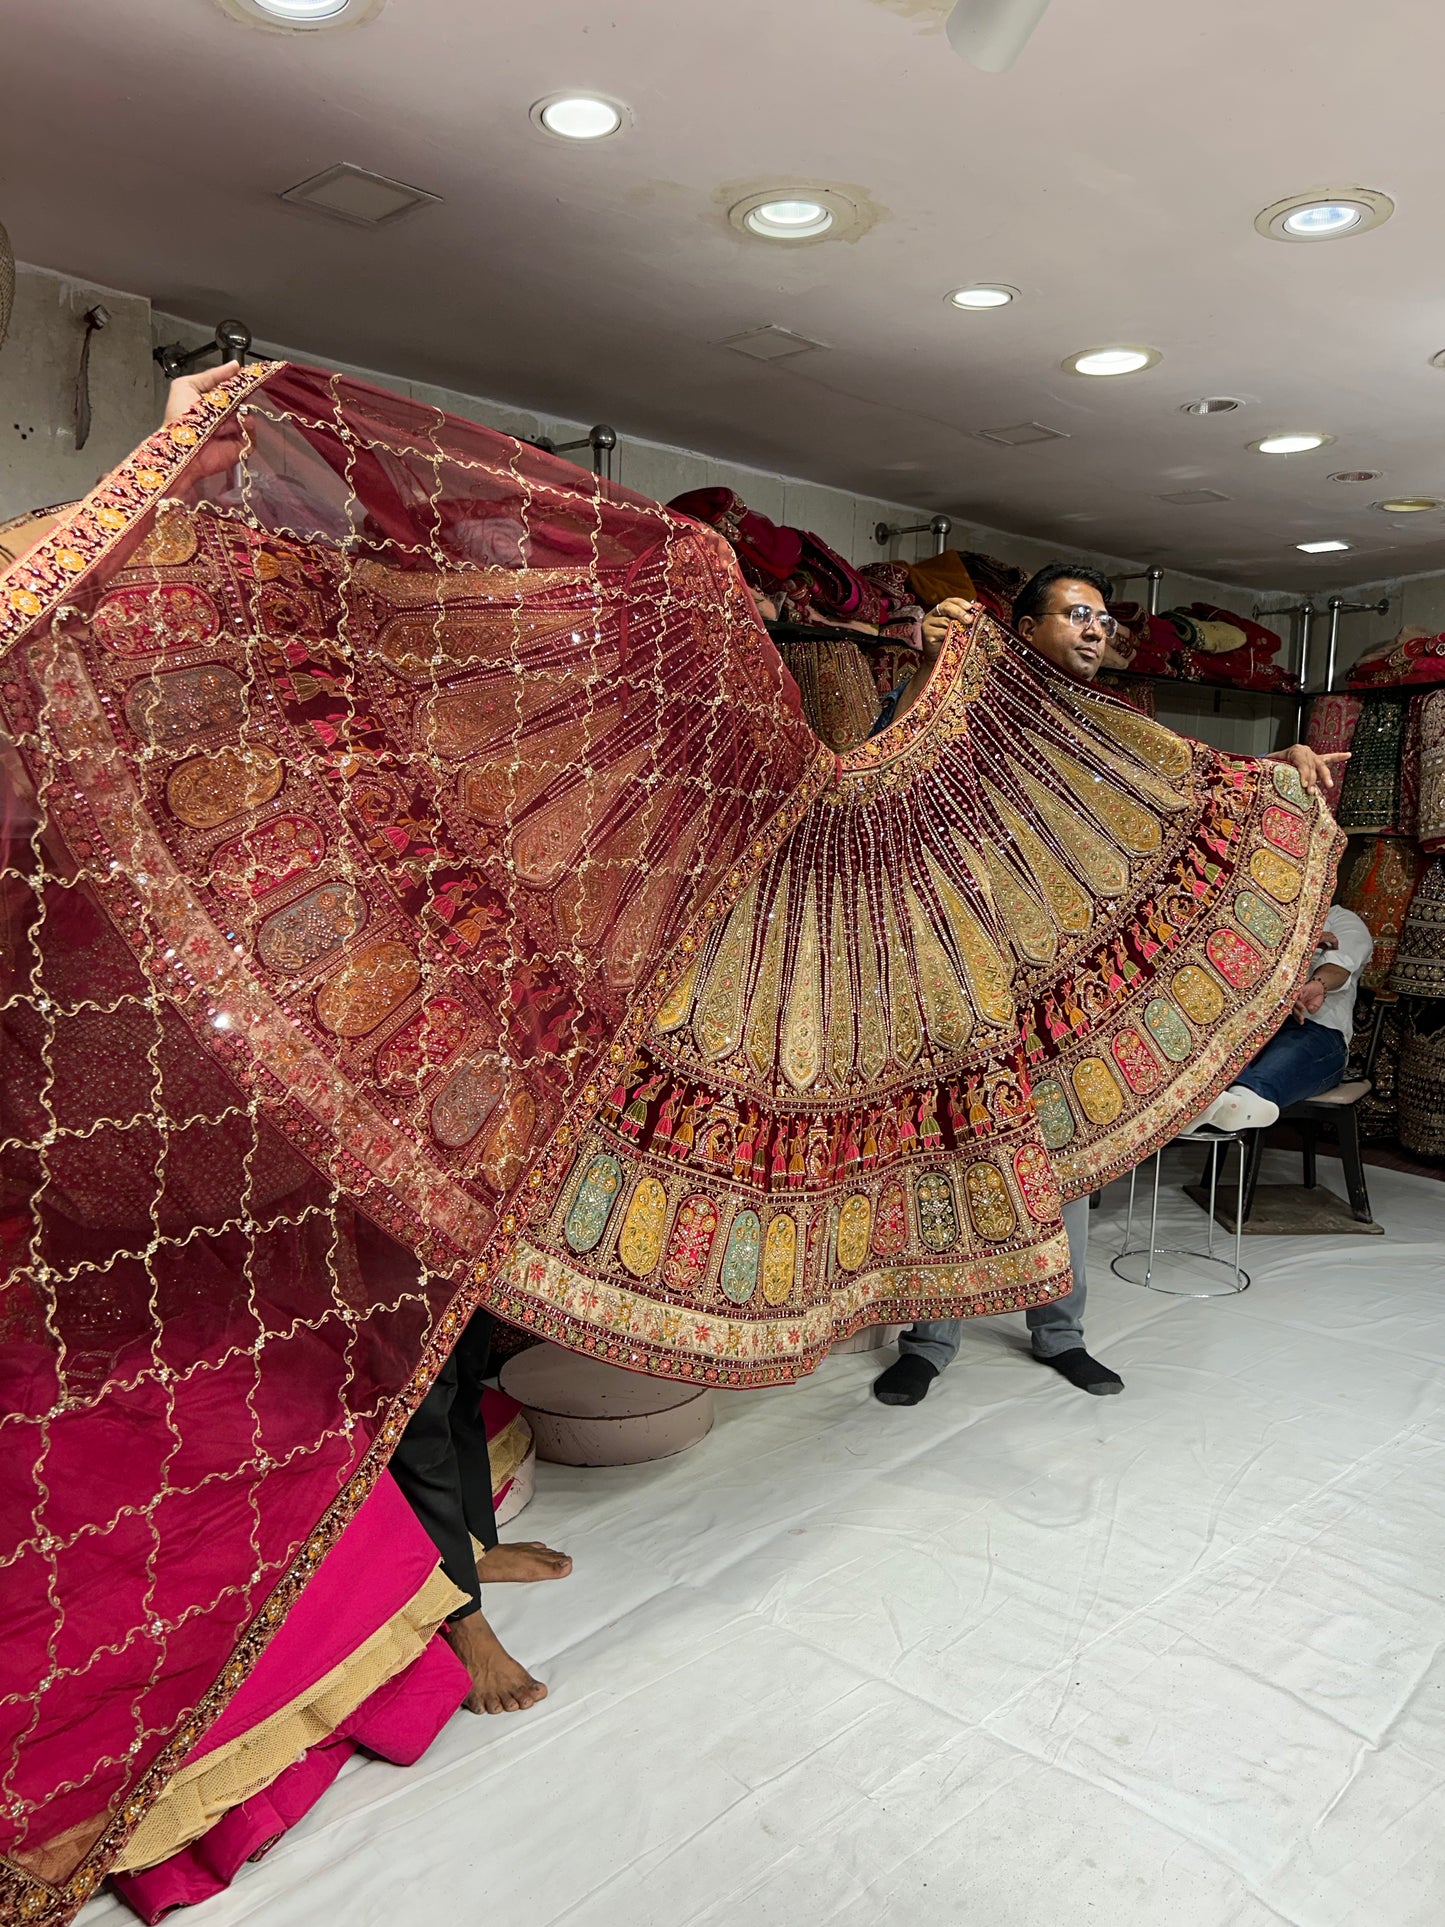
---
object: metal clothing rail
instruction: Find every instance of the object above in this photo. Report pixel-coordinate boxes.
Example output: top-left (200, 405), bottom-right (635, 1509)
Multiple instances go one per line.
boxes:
top-left (874, 514), bottom-right (952, 554)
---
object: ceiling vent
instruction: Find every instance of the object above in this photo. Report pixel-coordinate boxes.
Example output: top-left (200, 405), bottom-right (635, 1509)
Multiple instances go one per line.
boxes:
top-left (718, 325), bottom-right (827, 363)
top-left (280, 163), bottom-right (441, 227)
top-left (975, 421), bottom-right (1070, 447)
top-left (1159, 488), bottom-right (1231, 506)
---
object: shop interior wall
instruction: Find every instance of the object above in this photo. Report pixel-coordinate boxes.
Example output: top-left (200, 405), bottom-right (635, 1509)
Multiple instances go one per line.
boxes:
top-left (1, 261), bottom-right (1369, 755)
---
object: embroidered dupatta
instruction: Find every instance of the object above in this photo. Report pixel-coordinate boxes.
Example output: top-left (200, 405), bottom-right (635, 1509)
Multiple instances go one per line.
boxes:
top-left (1, 363), bottom-right (1338, 1918)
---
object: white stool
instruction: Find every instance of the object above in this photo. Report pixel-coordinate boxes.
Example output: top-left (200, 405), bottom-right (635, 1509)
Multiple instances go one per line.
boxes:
top-left (1110, 1125), bottom-right (1251, 1297)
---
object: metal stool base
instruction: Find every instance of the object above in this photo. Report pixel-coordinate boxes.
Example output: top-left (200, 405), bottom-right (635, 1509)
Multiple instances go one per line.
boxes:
top-left (1110, 1247), bottom-right (1250, 1297)
top-left (1115, 1127), bottom-right (1251, 1298)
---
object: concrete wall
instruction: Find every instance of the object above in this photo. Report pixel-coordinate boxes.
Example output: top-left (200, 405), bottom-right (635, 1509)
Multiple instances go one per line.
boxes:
top-left (0, 265), bottom-right (155, 518)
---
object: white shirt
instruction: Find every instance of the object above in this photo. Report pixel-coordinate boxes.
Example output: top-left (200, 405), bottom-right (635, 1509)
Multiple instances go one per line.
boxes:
top-left (1306, 904), bottom-right (1373, 1041)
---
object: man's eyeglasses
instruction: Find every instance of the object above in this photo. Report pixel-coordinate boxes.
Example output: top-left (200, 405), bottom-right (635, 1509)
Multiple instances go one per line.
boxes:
top-left (1061, 604), bottom-right (1118, 639)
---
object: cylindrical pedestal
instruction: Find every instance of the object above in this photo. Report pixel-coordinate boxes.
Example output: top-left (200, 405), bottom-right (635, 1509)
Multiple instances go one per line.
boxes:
top-left (830, 1323), bottom-right (903, 1355)
top-left (498, 1344), bottom-right (714, 1467)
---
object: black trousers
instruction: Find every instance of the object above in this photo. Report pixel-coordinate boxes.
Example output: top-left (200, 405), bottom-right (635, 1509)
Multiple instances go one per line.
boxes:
top-left (389, 1309), bottom-right (499, 1620)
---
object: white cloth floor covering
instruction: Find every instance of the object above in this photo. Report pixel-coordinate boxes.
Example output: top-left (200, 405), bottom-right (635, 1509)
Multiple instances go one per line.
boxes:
top-left (83, 1150), bottom-right (1445, 1927)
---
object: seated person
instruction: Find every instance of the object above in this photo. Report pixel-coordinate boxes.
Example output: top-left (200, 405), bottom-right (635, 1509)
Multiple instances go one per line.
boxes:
top-left (1196, 904), bottom-right (1373, 1131)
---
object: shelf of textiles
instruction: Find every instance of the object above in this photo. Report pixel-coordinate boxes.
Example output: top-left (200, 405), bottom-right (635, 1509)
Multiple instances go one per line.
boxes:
top-left (1309, 632), bottom-right (1445, 1158)
top-left (668, 485), bottom-right (1296, 746)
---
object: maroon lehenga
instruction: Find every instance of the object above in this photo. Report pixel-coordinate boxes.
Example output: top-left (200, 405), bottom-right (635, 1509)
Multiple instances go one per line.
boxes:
top-left (1, 363), bottom-right (1340, 1921)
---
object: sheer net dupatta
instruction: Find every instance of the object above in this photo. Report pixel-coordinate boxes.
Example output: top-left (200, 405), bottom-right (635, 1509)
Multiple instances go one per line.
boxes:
top-left (0, 362), bottom-right (826, 1921)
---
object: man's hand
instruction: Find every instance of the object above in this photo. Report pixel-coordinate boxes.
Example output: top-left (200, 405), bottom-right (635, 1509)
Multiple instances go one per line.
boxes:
top-left (1293, 978), bottom-right (1328, 1021)
top-left (1273, 742), bottom-right (1349, 800)
top-left (162, 361), bottom-right (240, 426)
top-left (920, 596), bottom-right (978, 660)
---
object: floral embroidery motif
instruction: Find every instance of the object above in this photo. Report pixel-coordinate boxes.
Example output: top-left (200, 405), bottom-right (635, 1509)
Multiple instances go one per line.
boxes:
top-left (1171, 964), bottom-right (1225, 1025)
top-left (720, 1209), bottom-right (763, 1303)
top-left (760, 1212), bottom-right (798, 1305)
top-left (1143, 997), bottom-right (1193, 1063)
top-left (870, 1179), bottom-right (909, 1257)
top-left (1031, 1078), bottom-right (1077, 1149)
top-left (836, 1194), bottom-right (872, 1271)
top-left (618, 1175), bottom-right (669, 1276)
top-left (1249, 847), bottom-right (1303, 904)
top-left (315, 940), bottom-right (421, 1037)
top-left (565, 1153), bottom-right (624, 1253)
top-left (1111, 1027), bottom-right (1164, 1094)
top-left (1261, 804), bottom-right (1310, 859)
top-left (1206, 927), bottom-right (1267, 990)
top-left (257, 883), bottom-right (367, 975)
top-left (963, 1161), bottom-right (1017, 1241)
top-left (430, 1058), bottom-right (507, 1149)
top-left (1072, 1056), bottom-right (1125, 1125)
top-left (1233, 890), bottom-right (1285, 948)
top-left (123, 663), bottom-right (247, 746)
top-left (1013, 1142), bottom-right (1061, 1222)
top-left (166, 742), bottom-right (283, 829)
top-left (663, 1194), bottom-right (720, 1292)
top-left (915, 1172), bottom-right (960, 1251)
top-left (92, 581), bottom-right (219, 655)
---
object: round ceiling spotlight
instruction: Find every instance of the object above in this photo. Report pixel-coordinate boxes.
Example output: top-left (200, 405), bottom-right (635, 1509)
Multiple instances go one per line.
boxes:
top-left (1329, 469), bottom-right (1381, 483)
top-left (727, 188), bottom-right (860, 246)
top-left (1181, 397), bottom-right (1243, 415)
top-left (1064, 346), bottom-right (1161, 378)
top-left (745, 199), bottom-right (832, 239)
top-left (1255, 188), bottom-right (1394, 243)
top-left (1252, 432), bottom-right (1333, 456)
top-left (219, 0), bottom-right (383, 27)
top-left (1376, 496), bottom-right (1444, 513)
top-left (947, 285), bottom-right (1018, 310)
top-left (532, 94), bottom-right (627, 141)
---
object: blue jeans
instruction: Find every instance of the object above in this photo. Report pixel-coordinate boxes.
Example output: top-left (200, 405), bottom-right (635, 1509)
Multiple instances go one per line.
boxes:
top-left (900, 1193), bottom-right (1090, 1370)
top-left (1234, 1018), bottom-right (1347, 1110)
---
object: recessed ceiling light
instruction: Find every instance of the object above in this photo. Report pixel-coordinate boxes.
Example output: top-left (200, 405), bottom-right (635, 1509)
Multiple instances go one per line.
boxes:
top-left (1255, 188), bottom-right (1394, 243)
top-left (1252, 432), bottom-right (1331, 455)
top-left (533, 94), bottom-right (625, 141)
top-left (1064, 346), bottom-right (1161, 378)
top-left (1181, 397), bottom-right (1243, 415)
top-left (1376, 496), bottom-right (1443, 513)
top-left (220, 0), bottom-right (382, 27)
top-left (1330, 469), bottom-right (1381, 483)
top-left (727, 189), bottom-right (858, 245)
top-left (1296, 539), bottom-right (1351, 554)
top-left (745, 199), bottom-right (833, 239)
top-left (948, 285), bottom-right (1017, 309)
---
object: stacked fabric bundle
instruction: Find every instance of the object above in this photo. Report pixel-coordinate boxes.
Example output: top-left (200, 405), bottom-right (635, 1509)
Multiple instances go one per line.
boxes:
top-left (1107, 601), bottom-right (1296, 692)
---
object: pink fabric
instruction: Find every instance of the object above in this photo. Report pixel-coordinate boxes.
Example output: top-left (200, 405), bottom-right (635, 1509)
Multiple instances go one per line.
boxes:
top-left (111, 1636), bottom-right (468, 1922)
top-left (185, 1471), bottom-right (445, 1765)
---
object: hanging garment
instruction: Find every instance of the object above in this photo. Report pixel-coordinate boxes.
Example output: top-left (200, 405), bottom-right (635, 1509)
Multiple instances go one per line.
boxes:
top-left (906, 549), bottom-right (979, 612)
top-left (1388, 857), bottom-right (1445, 999)
top-left (771, 629), bottom-right (884, 750)
top-left (1415, 688), bottom-right (1445, 853)
top-left (1335, 694), bottom-right (1411, 832)
top-left (0, 362), bottom-right (1340, 1920)
top-left (1348, 628), bottom-right (1445, 691)
top-left (1305, 692), bottom-right (1362, 760)
top-left (1397, 1002), bottom-right (1445, 1159)
top-left (1337, 834), bottom-right (1427, 989)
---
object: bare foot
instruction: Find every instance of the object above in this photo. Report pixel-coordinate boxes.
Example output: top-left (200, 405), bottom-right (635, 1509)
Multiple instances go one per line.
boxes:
top-left (445, 1611), bottom-right (548, 1715)
top-left (477, 1541), bottom-right (573, 1584)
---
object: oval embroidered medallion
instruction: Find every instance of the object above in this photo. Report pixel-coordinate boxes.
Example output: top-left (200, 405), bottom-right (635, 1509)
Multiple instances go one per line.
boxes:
top-left (1249, 847), bottom-right (1302, 904)
top-left (1112, 1027), bottom-right (1164, 1093)
top-left (1206, 927), bottom-right (1266, 989)
top-left (870, 1180), bottom-right (909, 1258)
top-left (1261, 805), bottom-right (1310, 859)
top-left (663, 1195), bottom-right (720, 1291)
top-left (314, 939), bottom-right (420, 1037)
top-left (167, 743), bottom-right (283, 830)
top-left (430, 1058), bottom-right (506, 1149)
top-left (1143, 997), bottom-right (1193, 1062)
top-left (564, 1153), bottom-right (624, 1253)
top-left (1013, 1143), bottom-right (1061, 1222)
top-left (1072, 1056), bottom-right (1124, 1125)
top-left (258, 882), bottom-right (366, 975)
top-left (93, 582), bottom-right (219, 656)
top-left (720, 1209), bottom-right (763, 1303)
top-left (124, 664), bottom-right (246, 747)
top-left (1171, 964), bottom-right (1225, 1025)
top-left (915, 1173), bottom-right (960, 1252)
top-left (761, 1212), bottom-right (799, 1305)
top-left (618, 1176), bottom-right (669, 1276)
top-left (963, 1161), bottom-right (1017, 1241)
top-left (211, 815), bottom-right (325, 902)
top-left (836, 1194), bottom-right (872, 1272)
top-left (1031, 1078), bottom-right (1076, 1149)
top-left (1233, 889), bottom-right (1285, 948)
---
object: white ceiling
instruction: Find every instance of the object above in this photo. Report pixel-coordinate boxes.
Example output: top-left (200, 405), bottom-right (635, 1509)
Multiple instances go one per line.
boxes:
top-left (5, 0), bottom-right (1445, 589)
